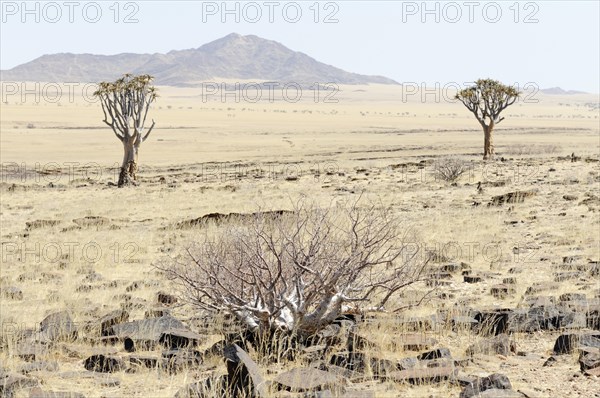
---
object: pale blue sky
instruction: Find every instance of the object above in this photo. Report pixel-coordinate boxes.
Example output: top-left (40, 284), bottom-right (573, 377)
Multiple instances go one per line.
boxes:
top-left (1, 1), bottom-right (599, 92)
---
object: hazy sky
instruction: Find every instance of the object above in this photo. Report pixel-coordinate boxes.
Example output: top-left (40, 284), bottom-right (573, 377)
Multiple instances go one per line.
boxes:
top-left (1, 1), bottom-right (599, 92)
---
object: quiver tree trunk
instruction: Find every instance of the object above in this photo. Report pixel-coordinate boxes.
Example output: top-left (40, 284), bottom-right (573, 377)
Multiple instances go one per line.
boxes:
top-left (118, 139), bottom-right (139, 187)
top-left (483, 123), bottom-right (494, 161)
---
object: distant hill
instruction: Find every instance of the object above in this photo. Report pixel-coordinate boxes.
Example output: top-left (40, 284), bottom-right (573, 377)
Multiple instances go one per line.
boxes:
top-left (540, 87), bottom-right (588, 95)
top-left (0, 33), bottom-right (398, 87)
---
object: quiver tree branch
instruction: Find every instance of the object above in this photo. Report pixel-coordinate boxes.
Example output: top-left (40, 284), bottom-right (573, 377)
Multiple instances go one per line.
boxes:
top-left (94, 74), bottom-right (158, 187)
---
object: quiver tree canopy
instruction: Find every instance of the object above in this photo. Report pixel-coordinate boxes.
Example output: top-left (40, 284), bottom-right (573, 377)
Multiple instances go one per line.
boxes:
top-left (456, 79), bottom-right (520, 160)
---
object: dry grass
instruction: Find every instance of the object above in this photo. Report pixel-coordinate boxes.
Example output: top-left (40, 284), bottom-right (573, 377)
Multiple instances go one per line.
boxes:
top-left (0, 84), bottom-right (599, 397)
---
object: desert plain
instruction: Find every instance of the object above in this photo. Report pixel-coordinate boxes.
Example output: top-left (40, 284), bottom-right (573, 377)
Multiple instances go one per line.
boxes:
top-left (0, 83), bottom-right (599, 397)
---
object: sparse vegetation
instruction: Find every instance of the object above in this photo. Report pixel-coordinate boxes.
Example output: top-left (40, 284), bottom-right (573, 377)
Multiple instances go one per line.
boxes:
top-left (1, 83), bottom-right (599, 397)
top-left (433, 157), bottom-right (470, 182)
top-left (160, 198), bottom-right (429, 340)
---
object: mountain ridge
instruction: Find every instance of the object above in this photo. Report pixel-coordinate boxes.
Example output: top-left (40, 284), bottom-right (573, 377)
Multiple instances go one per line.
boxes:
top-left (0, 33), bottom-right (398, 87)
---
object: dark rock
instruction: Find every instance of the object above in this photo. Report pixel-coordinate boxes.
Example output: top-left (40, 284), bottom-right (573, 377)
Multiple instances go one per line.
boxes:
top-left (427, 268), bottom-right (453, 283)
top-left (400, 316), bottom-right (436, 332)
top-left (553, 332), bottom-right (600, 354)
top-left (441, 263), bottom-right (461, 273)
top-left (25, 220), bottom-right (61, 230)
top-left (476, 390), bottom-right (524, 397)
top-left (321, 364), bottom-right (364, 383)
top-left (491, 284), bottom-right (516, 298)
top-left (0, 371), bottom-right (40, 396)
top-left (224, 344), bottom-right (267, 397)
top-left (417, 347), bottom-right (452, 361)
top-left (145, 308), bottom-right (171, 318)
top-left (563, 255), bottom-right (583, 264)
top-left (559, 311), bottom-right (587, 330)
top-left (562, 300), bottom-right (592, 314)
top-left (125, 281), bottom-right (141, 292)
top-left (397, 357), bottom-right (419, 370)
top-left (83, 354), bottom-right (125, 373)
top-left (488, 190), bottom-right (536, 206)
top-left (203, 340), bottom-right (226, 358)
top-left (385, 367), bottom-right (457, 384)
top-left (81, 272), bottom-right (103, 283)
top-left (111, 315), bottom-right (188, 351)
top-left (559, 293), bottom-right (587, 302)
top-left (508, 306), bottom-right (561, 333)
top-left (452, 316), bottom-right (479, 331)
top-left (423, 357), bottom-right (455, 369)
top-left (162, 349), bottom-right (203, 372)
top-left (335, 313), bottom-right (360, 325)
top-left (553, 333), bottom-right (578, 354)
top-left (159, 329), bottom-right (204, 349)
top-left (474, 310), bottom-right (510, 336)
top-left (98, 309), bottom-right (129, 337)
top-left (554, 272), bottom-right (580, 282)
top-left (466, 334), bottom-right (516, 356)
top-left (175, 210), bottom-right (293, 229)
top-left (455, 373), bottom-right (477, 387)
top-left (329, 351), bottom-right (396, 376)
top-left (39, 311), bottom-right (77, 342)
top-left (542, 356), bottom-right (557, 367)
top-left (157, 292), bottom-right (178, 305)
top-left (1, 286), bottom-right (23, 300)
top-left (460, 373), bottom-right (513, 398)
top-left (587, 306), bottom-right (600, 330)
top-left (580, 333), bottom-right (600, 349)
top-left (128, 355), bottom-right (159, 369)
top-left (584, 366), bottom-right (600, 377)
top-left (124, 338), bottom-right (135, 352)
top-left (579, 348), bottom-right (600, 371)
top-left (274, 367), bottom-right (345, 393)
top-left (72, 216), bottom-right (110, 228)
top-left (464, 275), bottom-right (482, 283)
top-left (524, 282), bottom-right (560, 295)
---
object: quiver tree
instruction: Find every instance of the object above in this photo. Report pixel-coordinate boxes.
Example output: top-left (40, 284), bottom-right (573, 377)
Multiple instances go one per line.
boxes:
top-left (456, 79), bottom-right (520, 160)
top-left (94, 74), bottom-right (157, 187)
top-left (158, 199), bottom-right (429, 340)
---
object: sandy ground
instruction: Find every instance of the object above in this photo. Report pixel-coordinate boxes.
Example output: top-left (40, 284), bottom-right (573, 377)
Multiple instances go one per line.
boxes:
top-left (0, 84), bottom-right (599, 397)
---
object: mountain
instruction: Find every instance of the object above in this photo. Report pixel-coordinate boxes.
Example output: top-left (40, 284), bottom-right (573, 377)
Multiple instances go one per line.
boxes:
top-left (540, 87), bottom-right (588, 95)
top-left (0, 33), bottom-right (397, 87)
